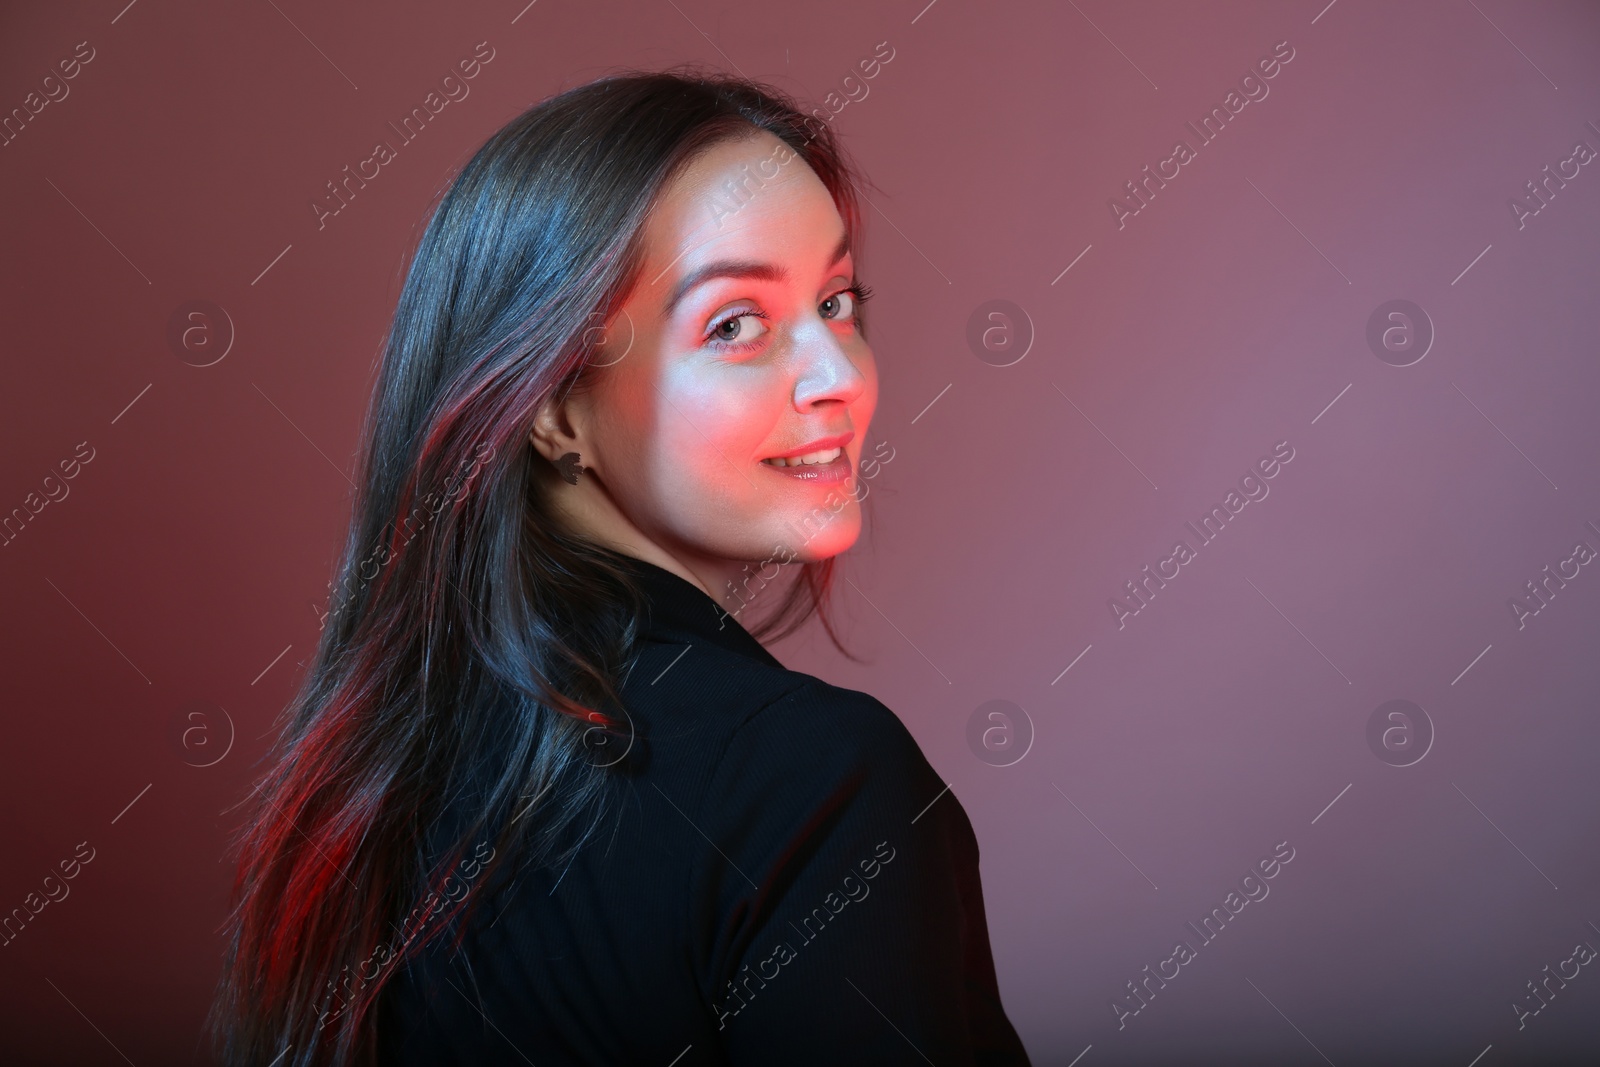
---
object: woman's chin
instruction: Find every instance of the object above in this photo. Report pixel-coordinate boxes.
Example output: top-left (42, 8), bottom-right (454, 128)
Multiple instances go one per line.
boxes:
top-left (776, 509), bottom-right (860, 561)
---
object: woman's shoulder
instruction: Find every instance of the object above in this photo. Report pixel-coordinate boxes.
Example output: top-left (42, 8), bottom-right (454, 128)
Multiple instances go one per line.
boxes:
top-left (630, 635), bottom-right (928, 764)
top-left (703, 670), bottom-right (953, 830)
top-left (737, 672), bottom-right (924, 757)
top-left (624, 633), bottom-right (960, 835)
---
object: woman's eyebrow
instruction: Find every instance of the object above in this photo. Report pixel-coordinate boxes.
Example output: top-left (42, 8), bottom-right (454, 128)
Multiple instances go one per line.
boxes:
top-left (664, 261), bottom-right (784, 317)
top-left (660, 234), bottom-right (851, 317)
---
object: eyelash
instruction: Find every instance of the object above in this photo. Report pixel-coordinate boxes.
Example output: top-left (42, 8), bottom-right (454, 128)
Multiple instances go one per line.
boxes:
top-left (703, 304), bottom-right (770, 351)
top-left (841, 283), bottom-right (874, 309)
top-left (702, 283), bottom-right (874, 349)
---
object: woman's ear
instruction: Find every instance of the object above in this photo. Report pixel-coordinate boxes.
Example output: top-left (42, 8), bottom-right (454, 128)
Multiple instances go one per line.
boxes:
top-left (528, 391), bottom-right (581, 466)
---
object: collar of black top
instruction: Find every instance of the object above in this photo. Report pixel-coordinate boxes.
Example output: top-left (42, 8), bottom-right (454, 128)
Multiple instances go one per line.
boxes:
top-left (614, 554), bottom-right (784, 669)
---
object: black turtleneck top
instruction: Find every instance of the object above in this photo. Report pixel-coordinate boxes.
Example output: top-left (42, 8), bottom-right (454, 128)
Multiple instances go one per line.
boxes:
top-left (376, 558), bottom-right (1032, 1065)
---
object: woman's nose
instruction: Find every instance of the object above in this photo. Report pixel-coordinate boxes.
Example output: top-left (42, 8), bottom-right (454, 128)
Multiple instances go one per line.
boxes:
top-left (790, 323), bottom-right (869, 411)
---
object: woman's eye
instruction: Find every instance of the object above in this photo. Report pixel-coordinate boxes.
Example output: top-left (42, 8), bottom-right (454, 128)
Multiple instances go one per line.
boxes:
top-left (710, 313), bottom-right (767, 344)
top-left (819, 290), bottom-right (856, 321)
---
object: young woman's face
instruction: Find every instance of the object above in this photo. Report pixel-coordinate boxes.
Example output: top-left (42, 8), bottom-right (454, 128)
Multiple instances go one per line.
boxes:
top-left (568, 132), bottom-right (878, 570)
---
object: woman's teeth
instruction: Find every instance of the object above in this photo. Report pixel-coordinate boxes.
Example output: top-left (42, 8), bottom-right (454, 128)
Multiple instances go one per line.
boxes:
top-left (762, 447), bottom-right (842, 467)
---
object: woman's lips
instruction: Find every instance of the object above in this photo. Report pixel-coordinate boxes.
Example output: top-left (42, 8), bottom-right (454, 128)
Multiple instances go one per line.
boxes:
top-left (758, 447), bottom-right (854, 484)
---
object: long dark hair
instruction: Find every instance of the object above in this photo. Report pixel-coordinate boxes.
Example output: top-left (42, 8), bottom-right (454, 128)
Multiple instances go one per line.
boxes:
top-left (208, 70), bottom-right (863, 1067)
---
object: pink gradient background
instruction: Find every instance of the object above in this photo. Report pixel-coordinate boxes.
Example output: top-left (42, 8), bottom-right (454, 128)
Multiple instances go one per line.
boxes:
top-left (4, 0), bottom-right (1600, 1063)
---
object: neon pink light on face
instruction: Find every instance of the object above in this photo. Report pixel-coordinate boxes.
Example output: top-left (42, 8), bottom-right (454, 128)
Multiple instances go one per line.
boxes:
top-left (577, 132), bottom-right (878, 571)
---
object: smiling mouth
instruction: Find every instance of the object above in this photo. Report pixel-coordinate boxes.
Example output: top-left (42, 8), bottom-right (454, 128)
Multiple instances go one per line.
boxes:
top-left (759, 447), bottom-right (853, 483)
top-left (761, 447), bottom-right (842, 468)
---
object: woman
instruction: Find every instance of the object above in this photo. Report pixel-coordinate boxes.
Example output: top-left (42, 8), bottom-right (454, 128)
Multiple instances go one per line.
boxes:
top-left (210, 71), bottom-right (1031, 1066)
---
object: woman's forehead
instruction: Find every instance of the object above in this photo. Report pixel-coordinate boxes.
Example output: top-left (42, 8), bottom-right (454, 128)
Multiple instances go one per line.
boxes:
top-left (640, 134), bottom-right (845, 285)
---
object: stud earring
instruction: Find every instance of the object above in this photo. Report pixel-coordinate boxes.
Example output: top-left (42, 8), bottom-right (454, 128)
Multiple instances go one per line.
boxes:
top-left (556, 451), bottom-right (586, 485)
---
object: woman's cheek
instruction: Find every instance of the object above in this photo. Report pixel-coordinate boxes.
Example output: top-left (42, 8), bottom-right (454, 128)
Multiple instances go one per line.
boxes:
top-left (667, 360), bottom-right (775, 463)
